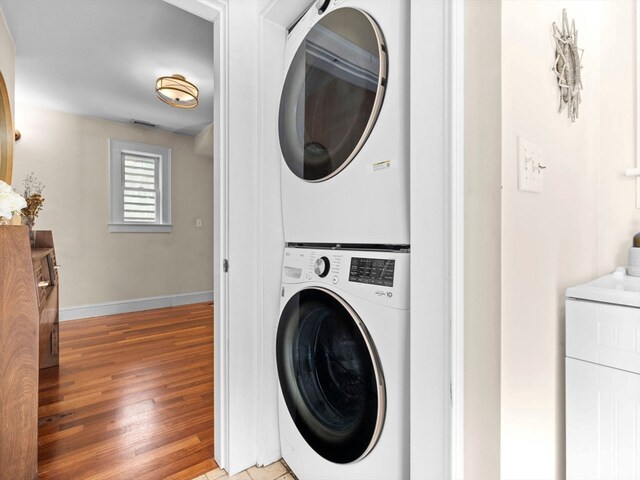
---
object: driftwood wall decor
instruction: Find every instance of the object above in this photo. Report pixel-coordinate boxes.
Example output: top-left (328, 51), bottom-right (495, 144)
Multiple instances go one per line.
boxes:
top-left (553, 9), bottom-right (584, 122)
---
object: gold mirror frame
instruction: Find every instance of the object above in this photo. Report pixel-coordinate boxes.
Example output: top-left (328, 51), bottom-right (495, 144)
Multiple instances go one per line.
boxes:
top-left (0, 71), bottom-right (13, 184)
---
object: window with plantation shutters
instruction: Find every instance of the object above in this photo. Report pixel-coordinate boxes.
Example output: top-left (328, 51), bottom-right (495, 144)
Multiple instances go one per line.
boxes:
top-left (123, 154), bottom-right (159, 223)
top-left (109, 139), bottom-right (171, 233)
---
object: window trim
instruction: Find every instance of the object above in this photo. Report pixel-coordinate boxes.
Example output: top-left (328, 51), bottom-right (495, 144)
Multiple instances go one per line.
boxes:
top-left (109, 139), bottom-right (172, 233)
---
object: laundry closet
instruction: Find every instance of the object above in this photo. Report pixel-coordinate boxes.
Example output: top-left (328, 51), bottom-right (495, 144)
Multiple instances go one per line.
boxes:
top-left (216, 0), bottom-right (456, 477)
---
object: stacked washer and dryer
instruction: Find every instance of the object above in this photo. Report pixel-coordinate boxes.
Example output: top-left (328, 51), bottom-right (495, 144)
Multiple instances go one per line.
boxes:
top-left (275, 1), bottom-right (409, 479)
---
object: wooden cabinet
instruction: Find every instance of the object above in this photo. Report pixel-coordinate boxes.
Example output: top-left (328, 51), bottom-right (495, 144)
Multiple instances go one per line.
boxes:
top-left (0, 228), bottom-right (60, 479)
top-left (33, 230), bottom-right (59, 369)
top-left (0, 225), bottom-right (39, 480)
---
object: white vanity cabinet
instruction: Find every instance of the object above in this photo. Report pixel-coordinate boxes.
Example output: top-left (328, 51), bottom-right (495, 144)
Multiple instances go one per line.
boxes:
top-left (566, 270), bottom-right (640, 480)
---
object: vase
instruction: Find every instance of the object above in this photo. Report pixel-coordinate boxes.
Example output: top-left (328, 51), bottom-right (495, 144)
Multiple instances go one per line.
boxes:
top-left (23, 217), bottom-right (36, 248)
top-left (29, 225), bottom-right (37, 248)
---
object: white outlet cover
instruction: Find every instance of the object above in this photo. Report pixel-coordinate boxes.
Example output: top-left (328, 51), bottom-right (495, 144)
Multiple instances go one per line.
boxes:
top-left (518, 136), bottom-right (544, 193)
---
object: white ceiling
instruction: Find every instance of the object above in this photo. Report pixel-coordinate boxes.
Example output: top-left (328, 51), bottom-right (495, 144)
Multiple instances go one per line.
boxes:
top-left (0, 0), bottom-right (214, 136)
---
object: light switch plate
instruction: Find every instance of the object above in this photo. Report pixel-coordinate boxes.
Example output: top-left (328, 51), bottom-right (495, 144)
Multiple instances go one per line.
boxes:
top-left (518, 136), bottom-right (544, 193)
top-left (195, 218), bottom-right (203, 228)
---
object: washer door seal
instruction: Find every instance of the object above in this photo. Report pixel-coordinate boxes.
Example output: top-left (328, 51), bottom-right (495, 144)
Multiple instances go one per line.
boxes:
top-left (276, 287), bottom-right (386, 464)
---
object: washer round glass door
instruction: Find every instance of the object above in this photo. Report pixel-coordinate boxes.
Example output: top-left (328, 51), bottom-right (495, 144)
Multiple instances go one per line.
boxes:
top-left (276, 287), bottom-right (385, 464)
top-left (278, 7), bottom-right (387, 182)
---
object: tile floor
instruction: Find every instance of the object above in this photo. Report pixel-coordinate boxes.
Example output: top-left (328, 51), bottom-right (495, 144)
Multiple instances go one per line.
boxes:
top-left (192, 459), bottom-right (295, 480)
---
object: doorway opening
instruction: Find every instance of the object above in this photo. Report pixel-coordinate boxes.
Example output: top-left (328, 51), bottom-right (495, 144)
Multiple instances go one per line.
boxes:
top-left (0, 0), bottom-right (219, 477)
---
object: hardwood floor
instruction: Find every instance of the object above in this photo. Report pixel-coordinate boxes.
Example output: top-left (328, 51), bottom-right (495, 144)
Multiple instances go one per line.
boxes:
top-left (37, 303), bottom-right (216, 480)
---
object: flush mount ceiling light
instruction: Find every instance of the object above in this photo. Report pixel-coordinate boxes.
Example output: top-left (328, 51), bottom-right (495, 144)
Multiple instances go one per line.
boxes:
top-left (155, 74), bottom-right (198, 109)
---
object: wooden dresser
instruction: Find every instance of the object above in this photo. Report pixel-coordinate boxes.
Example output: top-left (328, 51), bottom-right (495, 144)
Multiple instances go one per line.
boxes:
top-left (33, 230), bottom-right (60, 369)
top-left (0, 226), bottom-right (39, 480)
top-left (0, 228), bottom-right (60, 479)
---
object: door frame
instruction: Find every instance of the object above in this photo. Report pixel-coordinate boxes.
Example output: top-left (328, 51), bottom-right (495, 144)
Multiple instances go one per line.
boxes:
top-left (162, 0), bottom-right (231, 470)
top-left (450, 1), bottom-right (465, 476)
top-left (408, 1), bottom-right (464, 478)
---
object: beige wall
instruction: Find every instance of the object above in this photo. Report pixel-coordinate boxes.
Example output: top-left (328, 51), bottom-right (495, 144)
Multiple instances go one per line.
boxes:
top-left (500, 1), bottom-right (640, 479)
top-left (12, 104), bottom-right (213, 309)
top-left (464, 1), bottom-right (501, 478)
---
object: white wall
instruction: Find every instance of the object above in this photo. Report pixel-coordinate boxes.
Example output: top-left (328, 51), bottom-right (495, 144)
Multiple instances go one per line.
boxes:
top-left (597, 2), bottom-right (639, 272)
top-left (500, 2), bottom-right (640, 478)
top-left (464, 1), bottom-right (501, 478)
top-left (12, 104), bottom-right (213, 310)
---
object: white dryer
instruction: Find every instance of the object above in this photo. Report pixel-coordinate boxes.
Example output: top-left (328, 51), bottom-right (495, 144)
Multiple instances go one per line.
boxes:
top-left (278, 0), bottom-right (409, 245)
top-left (276, 246), bottom-right (409, 480)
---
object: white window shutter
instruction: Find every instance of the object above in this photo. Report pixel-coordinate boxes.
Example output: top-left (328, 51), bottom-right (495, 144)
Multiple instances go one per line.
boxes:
top-left (122, 154), bottom-right (159, 223)
top-left (109, 139), bottom-right (171, 233)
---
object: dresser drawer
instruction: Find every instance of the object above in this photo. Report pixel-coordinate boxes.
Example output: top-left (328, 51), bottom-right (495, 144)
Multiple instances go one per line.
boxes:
top-left (32, 260), bottom-right (47, 308)
top-left (47, 250), bottom-right (59, 286)
top-left (31, 233), bottom-right (60, 370)
top-left (566, 299), bottom-right (640, 374)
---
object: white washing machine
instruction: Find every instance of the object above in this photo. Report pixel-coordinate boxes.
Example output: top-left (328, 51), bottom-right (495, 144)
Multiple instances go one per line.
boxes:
top-left (276, 246), bottom-right (409, 480)
top-left (278, 0), bottom-right (409, 245)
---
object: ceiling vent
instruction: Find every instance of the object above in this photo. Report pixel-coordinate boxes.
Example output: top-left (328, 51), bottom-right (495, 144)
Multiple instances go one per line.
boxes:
top-left (130, 119), bottom-right (158, 128)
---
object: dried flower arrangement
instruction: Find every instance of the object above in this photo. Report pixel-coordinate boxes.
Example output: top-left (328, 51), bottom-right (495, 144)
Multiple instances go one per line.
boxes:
top-left (21, 172), bottom-right (45, 237)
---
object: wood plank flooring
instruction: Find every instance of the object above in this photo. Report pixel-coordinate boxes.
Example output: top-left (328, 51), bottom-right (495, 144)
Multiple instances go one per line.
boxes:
top-left (38, 303), bottom-right (216, 480)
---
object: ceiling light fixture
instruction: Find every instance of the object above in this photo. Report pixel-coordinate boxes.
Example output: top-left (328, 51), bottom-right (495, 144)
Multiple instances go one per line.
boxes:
top-left (155, 74), bottom-right (198, 109)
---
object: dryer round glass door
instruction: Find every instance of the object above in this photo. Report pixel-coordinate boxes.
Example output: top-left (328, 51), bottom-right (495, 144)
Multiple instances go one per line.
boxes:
top-left (278, 8), bottom-right (387, 182)
top-left (276, 287), bottom-right (386, 464)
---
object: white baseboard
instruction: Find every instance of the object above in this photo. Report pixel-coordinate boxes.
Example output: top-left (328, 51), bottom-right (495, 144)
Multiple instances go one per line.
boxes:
top-left (59, 291), bottom-right (214, 321)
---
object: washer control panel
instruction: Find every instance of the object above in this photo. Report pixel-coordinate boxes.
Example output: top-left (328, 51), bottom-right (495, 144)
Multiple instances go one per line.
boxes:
top-left (348, 257), bottom-right (395, 287)
top-left (282, 247), bottom-right (409, 309)
top-left (313, 256), bottom-right (330, 277)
